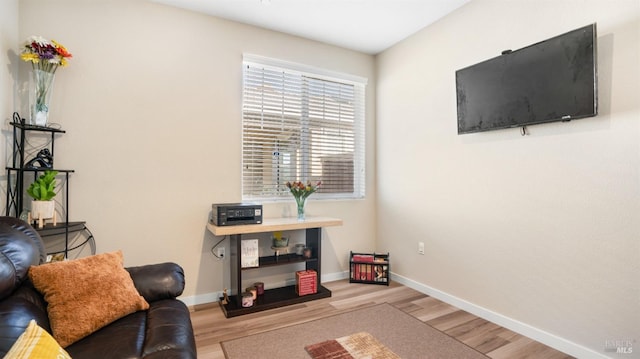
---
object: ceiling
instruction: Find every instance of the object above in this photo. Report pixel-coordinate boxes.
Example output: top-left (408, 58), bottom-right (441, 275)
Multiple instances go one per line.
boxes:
top-left (150, 0), bottom-right (471, 54)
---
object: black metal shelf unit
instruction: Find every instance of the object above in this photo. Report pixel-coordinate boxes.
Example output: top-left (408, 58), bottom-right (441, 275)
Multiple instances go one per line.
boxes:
top-left (4, 112), bottom-right (94, 258)
top-left (221, 227), bottom-right (331, 318)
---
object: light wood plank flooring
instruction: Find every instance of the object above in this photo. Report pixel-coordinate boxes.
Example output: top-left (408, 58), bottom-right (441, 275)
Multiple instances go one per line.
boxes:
top-left (190, 280), bottom-right (574, 359)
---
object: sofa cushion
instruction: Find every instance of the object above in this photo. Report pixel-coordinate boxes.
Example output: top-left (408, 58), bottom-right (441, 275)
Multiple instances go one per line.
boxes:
top-left (141, 299), bottom-right (197, 358)
top-left (0, 217), bottom-right (45, 300)
top-left (66, 310), bottom-right (147, 358)
top-left (0, 285), bottom-right (51, 356)
top-left (66, 300), bottom-right (197, 359)
top-left (4, 319), bottom-right (71, 359)
top-left (28, 251), bottom-right (149, 347)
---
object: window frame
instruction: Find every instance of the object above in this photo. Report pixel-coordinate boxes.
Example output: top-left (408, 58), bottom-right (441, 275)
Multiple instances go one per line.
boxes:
top-left (241, 54), bottom-right (367, 202)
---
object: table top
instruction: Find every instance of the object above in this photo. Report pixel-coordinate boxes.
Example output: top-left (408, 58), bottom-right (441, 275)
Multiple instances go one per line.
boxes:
top-left (206, 216), bottom-right (343, 236)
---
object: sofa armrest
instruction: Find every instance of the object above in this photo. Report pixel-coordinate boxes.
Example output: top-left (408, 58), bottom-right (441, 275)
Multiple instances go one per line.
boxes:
top-left (126, 263), bottom-right (185, 302)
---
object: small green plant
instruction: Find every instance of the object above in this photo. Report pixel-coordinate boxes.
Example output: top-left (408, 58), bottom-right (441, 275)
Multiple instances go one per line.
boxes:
top-left (27, 170), bottom-right (58, 201)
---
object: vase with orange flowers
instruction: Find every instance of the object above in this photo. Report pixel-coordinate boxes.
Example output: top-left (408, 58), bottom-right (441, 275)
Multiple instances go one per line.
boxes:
top-left (286, 180), bottom-right (321, 221)
top-left (20, 36), bottom-right (72, 126)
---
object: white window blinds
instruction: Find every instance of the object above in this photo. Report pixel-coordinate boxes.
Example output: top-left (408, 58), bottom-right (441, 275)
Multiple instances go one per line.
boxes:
top-left (242, 55), bottom-right (366, 200)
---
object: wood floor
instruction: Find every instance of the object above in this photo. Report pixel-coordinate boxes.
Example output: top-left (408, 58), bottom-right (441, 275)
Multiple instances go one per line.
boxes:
top-left (191, 280), bottom-right (574, 359)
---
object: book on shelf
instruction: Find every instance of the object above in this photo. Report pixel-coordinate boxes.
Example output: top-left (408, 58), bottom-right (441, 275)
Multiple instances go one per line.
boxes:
top-left (351, 263), bottom-right (373, 281)
top-left (351, 253), bottom-right (389, 264)
top-left (241, 239), bottom-right (259, 268)
top-left (352, 254), bottom-right (374, 262)
top-left (374, 264), bottom-right (388, 282)
top-left (373, 255), bottom-right (389, 264)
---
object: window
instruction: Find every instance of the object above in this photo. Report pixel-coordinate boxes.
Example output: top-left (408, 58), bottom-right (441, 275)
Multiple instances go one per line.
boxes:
top-left (242, 55), bottom-right (366, 200)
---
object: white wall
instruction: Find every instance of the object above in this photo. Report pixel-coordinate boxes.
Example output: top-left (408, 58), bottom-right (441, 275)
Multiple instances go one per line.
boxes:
top-left (1, 0), bottom-right (19, 174)
top-left (13, 0), bottom-right (377, 301)
top-left (377, 0), bottom-right (639, 357)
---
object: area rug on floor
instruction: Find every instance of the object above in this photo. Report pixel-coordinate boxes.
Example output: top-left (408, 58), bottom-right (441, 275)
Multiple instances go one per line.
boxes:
top-left (305, 331), bottom-right (400, 359)
top-left (221, 303), bottom-right (489, 359)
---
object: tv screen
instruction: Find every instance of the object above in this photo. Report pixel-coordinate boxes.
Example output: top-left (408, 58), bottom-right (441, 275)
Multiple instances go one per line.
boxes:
top-left (456, 24), bottom-right (597, 135)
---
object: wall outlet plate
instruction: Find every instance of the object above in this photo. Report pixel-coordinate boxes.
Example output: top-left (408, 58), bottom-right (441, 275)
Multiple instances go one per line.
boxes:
top-left (216, 247), bottom-right (225, 259)
top-left (418, 242), bottom-right (425, 255)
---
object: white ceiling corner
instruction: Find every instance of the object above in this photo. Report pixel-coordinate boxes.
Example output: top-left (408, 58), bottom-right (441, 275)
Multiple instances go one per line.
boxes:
top-left (150, 0), bottom-right (471, 54)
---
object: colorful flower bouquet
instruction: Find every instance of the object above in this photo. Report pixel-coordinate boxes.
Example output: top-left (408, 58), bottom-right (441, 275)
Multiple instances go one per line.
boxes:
top-left (21, 36), bottom-right (72, 72)
top-left (20, 36), bottom-right (72, 126)
top-left (286, 181), bottom-right (321, 220)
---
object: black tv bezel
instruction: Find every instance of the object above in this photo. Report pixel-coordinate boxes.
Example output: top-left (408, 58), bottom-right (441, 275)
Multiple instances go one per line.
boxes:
top-left (456, 23), bottom-right (598, 135)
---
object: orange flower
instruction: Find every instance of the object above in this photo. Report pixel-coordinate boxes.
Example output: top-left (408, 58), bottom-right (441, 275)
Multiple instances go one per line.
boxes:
top-left (52, 40), bottom-right (72, 58)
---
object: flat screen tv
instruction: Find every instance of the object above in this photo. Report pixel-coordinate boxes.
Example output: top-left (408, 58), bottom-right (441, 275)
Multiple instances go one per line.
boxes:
top-left (456, 24), bottom-right (597, 135)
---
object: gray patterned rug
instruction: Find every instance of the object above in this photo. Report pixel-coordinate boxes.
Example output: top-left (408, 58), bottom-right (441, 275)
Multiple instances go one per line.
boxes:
top-left (221, 303), bottom-right (489, 358)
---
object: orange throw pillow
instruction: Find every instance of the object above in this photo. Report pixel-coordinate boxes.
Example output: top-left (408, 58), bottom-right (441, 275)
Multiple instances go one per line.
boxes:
top-left (28, 250), bottom-right (149, 347)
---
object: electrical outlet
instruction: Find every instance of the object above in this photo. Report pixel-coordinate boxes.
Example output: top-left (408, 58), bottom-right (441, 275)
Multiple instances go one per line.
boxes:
top-left (418, 242), bottom-right (425, 255)
top-left (216, 247), bottom-right (225, 259)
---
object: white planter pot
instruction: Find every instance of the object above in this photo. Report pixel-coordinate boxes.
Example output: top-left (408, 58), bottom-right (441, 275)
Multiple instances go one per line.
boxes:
top-left (31, 200), bottom-right (55, 219)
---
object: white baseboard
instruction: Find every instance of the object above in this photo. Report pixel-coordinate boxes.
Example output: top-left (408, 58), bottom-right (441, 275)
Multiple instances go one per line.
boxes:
top-left (179, 291), bottom-right (221, 307)
top-left (322, 270), bottom-right (349, 282)
top-left (390, 272), bottom-right (610, 359)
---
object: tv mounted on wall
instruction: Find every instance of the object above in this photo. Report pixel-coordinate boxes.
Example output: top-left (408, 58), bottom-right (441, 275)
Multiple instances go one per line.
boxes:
top-left (456, 23), bottom-right (597, 135)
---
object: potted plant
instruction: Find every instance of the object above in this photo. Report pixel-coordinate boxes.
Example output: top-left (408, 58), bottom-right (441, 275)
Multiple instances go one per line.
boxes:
top-left (27, 170), bottom-right (58, 225)
top-left (272, 231), bottom-right (289, 248)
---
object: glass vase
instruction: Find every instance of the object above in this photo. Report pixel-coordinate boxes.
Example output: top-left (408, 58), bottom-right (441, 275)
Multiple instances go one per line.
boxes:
top-left (30, 69), bottom-right (56, 127)
top-left (295, 196), bottom-right (306, 221)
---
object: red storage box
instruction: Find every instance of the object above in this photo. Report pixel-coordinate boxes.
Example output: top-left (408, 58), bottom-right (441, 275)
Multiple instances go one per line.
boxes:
top-left (296, 270), bottom-right (317, 296)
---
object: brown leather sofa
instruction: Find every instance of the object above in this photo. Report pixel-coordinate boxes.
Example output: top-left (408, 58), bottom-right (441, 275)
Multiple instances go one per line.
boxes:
top-left (0, 217), bottom-right (197, 358)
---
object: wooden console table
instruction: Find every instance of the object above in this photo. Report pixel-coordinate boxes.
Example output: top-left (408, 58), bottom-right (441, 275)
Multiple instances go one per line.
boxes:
top-left (207, 216), bottom-right (342, 318)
